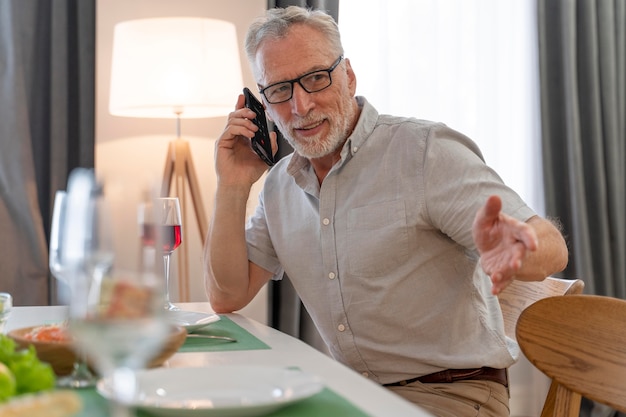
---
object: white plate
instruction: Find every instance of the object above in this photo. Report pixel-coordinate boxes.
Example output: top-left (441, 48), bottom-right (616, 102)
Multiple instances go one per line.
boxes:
top-left (97, 365), bottom-right (324, 417)
top-left (165, 310), bottom-right (221, 332)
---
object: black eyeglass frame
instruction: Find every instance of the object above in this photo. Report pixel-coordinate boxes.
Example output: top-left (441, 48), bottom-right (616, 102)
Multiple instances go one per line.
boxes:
top-left (259, 55), bottom-right (344, 104)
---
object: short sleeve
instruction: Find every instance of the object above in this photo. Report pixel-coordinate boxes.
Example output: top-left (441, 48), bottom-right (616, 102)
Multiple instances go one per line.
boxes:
top-left (422, 124), bottom-right (536, 249)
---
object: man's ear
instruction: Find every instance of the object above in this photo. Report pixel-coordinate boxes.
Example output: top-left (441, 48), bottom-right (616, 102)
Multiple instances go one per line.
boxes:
top-left (344, 58), bottom-right (357, 96)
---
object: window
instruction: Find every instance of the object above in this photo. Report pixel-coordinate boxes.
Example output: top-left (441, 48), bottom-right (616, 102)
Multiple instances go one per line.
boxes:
top-left (339, 0), bottom-right (544, 214)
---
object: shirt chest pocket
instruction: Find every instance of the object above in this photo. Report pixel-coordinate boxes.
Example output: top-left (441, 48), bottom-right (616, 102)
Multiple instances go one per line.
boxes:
top-left (346, 200), bottom-right (409, 277)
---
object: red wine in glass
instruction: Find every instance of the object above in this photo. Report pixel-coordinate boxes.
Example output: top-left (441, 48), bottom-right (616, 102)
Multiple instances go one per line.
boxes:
top-left (141, 224), bottom-right (182, 254)
top-left (138, 197), bottom-right (182, 311)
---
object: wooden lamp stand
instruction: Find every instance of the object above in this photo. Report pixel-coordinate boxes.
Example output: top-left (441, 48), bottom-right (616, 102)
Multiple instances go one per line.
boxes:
top-left (161, 121), bottom-right (208, 302)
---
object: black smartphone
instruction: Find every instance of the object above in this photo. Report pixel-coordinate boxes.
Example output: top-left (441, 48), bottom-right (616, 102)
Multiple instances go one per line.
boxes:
top-left (243, 87), bottom-right (274, 166)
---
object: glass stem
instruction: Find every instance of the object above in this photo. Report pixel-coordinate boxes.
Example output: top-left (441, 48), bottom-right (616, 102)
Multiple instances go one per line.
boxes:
top-left (110, 367), bottom-right (137, 417)
top-left (163, 253), bottom-right (172, 305)
top-left (56, 345), bottom-right (96, 388)
top-left (73, 351), bottom-right (93, 378)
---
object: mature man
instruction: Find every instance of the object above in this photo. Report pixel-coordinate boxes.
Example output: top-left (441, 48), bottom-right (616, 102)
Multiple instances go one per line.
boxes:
top-left (204, 6), bottom-right (568, 416)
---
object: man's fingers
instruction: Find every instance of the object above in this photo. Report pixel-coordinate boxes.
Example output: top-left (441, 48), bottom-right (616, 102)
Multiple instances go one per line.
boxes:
top-left (483, 195), bottom-right (502, 219)
top-left (474, 195), bottom-right (502, 233)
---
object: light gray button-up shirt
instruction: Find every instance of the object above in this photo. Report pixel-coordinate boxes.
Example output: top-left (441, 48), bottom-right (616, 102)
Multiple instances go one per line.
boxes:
top-left (246, 97), bottom-right (535, 384)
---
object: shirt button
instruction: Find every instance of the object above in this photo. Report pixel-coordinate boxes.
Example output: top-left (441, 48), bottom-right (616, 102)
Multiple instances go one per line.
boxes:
top-left (353, 146), bottom-right (358, 153)
top-left (328, 272), bottom-right (336, 280)
top-left (322, 218), bottom-right (330, 226)
top-left (362, 372), bottom-right (369, 378)
top-left (338, 324), bottom-right (346, 332)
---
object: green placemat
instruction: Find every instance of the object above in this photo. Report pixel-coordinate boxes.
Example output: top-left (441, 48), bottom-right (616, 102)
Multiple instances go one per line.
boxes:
top-left (75, 386), bottom-right (371, 417)
top-left (270, 387), bottom-right (371, 417)
top-left (179, 315), bottom-right (270, 352)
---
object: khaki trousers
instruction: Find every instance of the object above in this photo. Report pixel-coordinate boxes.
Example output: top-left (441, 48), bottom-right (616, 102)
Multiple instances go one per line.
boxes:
top-left (386, 380), bottom-right (510, 417)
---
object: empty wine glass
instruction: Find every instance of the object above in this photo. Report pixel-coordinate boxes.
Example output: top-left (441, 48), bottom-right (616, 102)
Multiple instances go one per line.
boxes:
top-left (138, 197), bottom-right (182, 311)
top-left (49, 189), bottom-right (98, 389)
top-left (63, 169), bottom-right (170, 416)
top-left (0, 293), bottom-right (12, 334)
top-left (50, 191), bottom-right (70, 301)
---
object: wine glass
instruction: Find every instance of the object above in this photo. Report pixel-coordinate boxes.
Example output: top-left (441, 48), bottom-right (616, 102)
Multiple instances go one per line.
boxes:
top-left (0, 292), bottom-right (12, 334)
top-left (138, 197), bottom-right (182, 311)
top-left (63, 170), bottom-right (170, 416)
top-left (50, 191), bottom-right (70, 301)
top-left (49, 189), bottom-right (98, 389)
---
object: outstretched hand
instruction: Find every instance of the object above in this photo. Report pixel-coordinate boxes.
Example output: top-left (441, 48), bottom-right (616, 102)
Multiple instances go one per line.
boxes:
top-left (472, 195), bottom-right (538, 295)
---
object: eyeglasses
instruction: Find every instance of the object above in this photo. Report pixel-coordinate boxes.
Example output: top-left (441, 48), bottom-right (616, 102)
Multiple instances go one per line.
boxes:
top-left (259, 56), bottom-right (343, 104)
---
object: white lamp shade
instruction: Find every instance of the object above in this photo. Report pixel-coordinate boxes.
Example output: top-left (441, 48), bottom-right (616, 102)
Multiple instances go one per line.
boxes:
top-left (109, 17), bottom-right (243, 118)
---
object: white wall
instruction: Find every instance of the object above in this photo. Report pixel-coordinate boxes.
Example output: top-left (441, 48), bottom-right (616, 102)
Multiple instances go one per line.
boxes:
top-left (95, 0), bottom-right (268, 324)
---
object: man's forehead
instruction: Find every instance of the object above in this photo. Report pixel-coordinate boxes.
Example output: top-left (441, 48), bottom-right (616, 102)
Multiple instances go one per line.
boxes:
top-left (252, 25), bottom-right (334, 85)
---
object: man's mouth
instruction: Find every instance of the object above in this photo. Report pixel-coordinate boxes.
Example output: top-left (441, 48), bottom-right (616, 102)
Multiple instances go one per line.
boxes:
top-left (296, 119), bottom-right (324, 132)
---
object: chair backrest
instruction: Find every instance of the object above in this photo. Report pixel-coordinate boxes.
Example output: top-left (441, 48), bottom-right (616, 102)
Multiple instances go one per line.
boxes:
top-left (516, 295), bottom-right (626, 416)
top-left (498, 277), bottom-right (585, 342)
top-left (498, 277), bottom-right (584, 417)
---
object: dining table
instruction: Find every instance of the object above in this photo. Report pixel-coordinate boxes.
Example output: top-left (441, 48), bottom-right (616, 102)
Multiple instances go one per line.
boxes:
top-left (5, 302), bottom-right (433, 417)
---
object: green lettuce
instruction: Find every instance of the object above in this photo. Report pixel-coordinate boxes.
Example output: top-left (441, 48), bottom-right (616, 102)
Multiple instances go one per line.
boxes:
top-left (0, 335), bottom-right (56, 401)
top-left (0, 336), bottom-right (16, 364)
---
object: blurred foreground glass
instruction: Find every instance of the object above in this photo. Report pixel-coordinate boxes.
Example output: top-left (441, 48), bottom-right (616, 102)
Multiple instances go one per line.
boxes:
top-left (70, 269), bottom-right (169, 416)
top-left (0, 293), bottom-right (12, 334)
top-left (62, 169), bottom-right (170, 416)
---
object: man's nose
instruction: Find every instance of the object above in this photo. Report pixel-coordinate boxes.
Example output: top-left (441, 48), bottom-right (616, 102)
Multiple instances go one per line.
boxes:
top-left (290, 83), bottom-right (314, 116)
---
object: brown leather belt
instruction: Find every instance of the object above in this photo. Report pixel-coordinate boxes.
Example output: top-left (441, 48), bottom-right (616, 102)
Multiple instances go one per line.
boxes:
top-left (384, 367), bottom-right (508, 387)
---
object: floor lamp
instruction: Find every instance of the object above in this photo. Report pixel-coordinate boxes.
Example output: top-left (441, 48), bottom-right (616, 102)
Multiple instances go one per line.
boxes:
top-left (108, 17), bottom-right (243, 301)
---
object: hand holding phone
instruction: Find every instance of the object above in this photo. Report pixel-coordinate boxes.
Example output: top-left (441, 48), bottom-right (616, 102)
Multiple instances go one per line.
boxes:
top-left (243, 87), bottom-right (274, 166)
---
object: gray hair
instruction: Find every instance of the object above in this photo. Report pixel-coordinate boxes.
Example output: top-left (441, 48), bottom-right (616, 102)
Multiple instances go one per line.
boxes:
top-left (244, 6), bottom-right (344, 63)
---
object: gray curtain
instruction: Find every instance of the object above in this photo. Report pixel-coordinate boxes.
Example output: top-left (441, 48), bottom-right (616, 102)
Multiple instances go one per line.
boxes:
top-left (264, 0), bottom-right (338, 353)
top-left (538, 1), bottom-right (625, 416)
top-left (0, 0), bottom-right (95, 306)
top-left (539, 0), bottom-right (625, 298)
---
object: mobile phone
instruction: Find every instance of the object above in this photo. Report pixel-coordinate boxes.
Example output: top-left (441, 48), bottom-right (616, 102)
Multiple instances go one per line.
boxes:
top-left (243, 87), bottom-right (274, 166)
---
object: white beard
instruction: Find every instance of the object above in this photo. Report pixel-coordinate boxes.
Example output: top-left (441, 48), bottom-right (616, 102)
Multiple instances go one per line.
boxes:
top-left (276, 95), bottom-right (357, 159)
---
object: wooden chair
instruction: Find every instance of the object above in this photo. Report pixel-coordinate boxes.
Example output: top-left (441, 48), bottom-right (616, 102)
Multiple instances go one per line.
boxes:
top-left (516, 295), bottom-right (626, 417)
top-left (498, 277), bottom-right (585, 341)
top-left (498, 277), bottom-right (584, 417)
